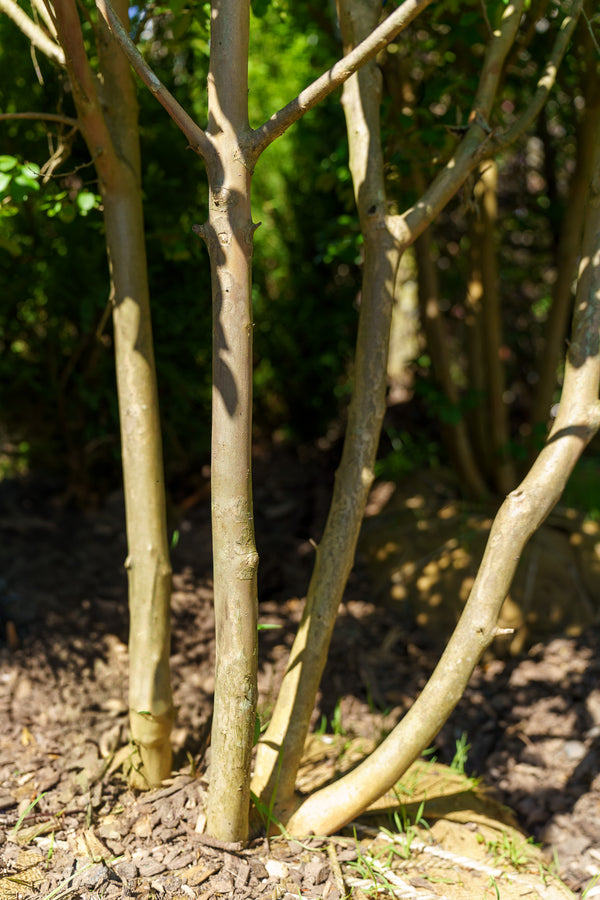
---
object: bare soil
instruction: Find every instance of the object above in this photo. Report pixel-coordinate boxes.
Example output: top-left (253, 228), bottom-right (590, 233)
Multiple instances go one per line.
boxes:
top-left (1, 445), bottom-right (599, 899)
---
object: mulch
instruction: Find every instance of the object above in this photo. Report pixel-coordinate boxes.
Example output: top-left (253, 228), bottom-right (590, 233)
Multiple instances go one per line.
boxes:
top-left (1, 445), bottom-right (600, 898)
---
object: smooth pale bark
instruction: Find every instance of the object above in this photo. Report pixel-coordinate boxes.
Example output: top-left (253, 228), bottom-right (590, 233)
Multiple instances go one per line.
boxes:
top-left (97, 0), bottom-right (439, 842)
top-left (97, 0), bottom-right (580, 839)
top-left (286, 116), bottom-right (600, 836)
top-left (252, 0), bottom-right (402, 814)
top-left (252, 0), bottom-right (526, 819)
top-left (201, 1), bottom-right (259, 842)
top-left (0, 0), bottom-right (65, 63)
top-left (52, 0), bottom-right (174, 787)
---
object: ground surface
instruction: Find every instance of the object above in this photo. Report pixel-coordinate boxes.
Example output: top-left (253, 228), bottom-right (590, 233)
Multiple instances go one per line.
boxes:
top-left (1, 445), bottom-right (600, 899)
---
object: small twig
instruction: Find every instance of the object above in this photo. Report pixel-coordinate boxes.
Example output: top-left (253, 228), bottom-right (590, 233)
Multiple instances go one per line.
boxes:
top-left (189, 830), bottom-right (245, 853)
top-left (327, 842), bottom-right (348, 898)
top-left (582, 7), bottom-right (600, 54)
top-left (497, 0), bottom-right (582, 149)
top-left (478, 0), bottom-right (493, 39)
top-left (0, 111), bottom-right (78, 127)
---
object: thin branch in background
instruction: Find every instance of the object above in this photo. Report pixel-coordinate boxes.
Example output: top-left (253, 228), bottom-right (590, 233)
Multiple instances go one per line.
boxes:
top-left (498, 0), bottom-right (582, 148)
top-left (478, 0), bottom-right (493, 40)
top-left (40, 126), bottom-right (78, 182)
top-left (30, 41), bottom-right (45, 83)
top-left (30, 0), bottom-right (58, 38)
top-left (0, 111), bottom-right (79, 127)
top-left (582, 7), bottom-right (600, 54)
top-left (40, 0), bottom-right (60, 35)
top-left (74, 0), bottom-right (96, 33)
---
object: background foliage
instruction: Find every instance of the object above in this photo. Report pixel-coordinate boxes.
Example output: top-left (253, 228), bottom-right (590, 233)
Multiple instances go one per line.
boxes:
top-left (1, 0), bottom-right (598, 500)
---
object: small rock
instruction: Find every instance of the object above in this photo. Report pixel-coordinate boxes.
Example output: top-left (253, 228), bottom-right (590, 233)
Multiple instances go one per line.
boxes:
top-left (302, 859), bottom-right (330, 885)
top-left (115, 859), bottom-right (138, 880)
top-left (77, 862), bottom-right (110, 888)
top-left (249, 859), bottom-right (269, 880)
top-left (136, 857), bottom-right (167, 877)
top-left (265, 858), bottom-right (289, 880)
top-left (563, 740), bottom-right (586, 761)
top-left (209, 873), bottom-right (234, 893)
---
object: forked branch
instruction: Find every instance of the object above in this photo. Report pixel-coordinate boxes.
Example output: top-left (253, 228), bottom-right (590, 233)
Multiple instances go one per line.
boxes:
top-left (0, 0), bottom-right (65, 63)
top-left (498, 0), bottom-right (582, 148)
top-left (391, 0), bottom-right (581, 245)
top-left (287, 110), bottom-right (600, 837)
top-left (248, 0), bottom-right (435, 158)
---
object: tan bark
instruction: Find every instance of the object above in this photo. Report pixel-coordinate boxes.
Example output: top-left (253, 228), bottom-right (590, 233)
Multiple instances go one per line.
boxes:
top-left (96, 0), bottom-right (438, 843)
top-left (200, 0), bottom-right (259, 843)
top-left (286, 113), bottom-right (600, 836)
top-left (52, 0), bottom-right (174, 787)
top-left (0, 0), bottom-right (65, 64)
top-left (96, 0), bottom-right (582, 839)
top-left (251, 0), bottom-right (402, 814)
top-left (532, 34), bottom-right (600, 427)
top-left (252, 0), bottom-right (526, 819)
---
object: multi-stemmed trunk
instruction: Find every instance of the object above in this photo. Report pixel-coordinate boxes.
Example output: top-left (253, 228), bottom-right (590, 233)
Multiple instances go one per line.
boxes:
top-left (89, 0), bottom-right (583, 841)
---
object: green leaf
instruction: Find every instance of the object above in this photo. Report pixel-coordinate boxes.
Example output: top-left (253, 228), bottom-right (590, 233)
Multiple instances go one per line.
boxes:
top-left (251, 0), bottom-right (270, 17)
top-left (0, 155), bottom-right (17, 173)
top-left (76, 191), bottom-right (98, 214)
top-left (14, 173), bottom-right (40, 191)
top-left (0, 172), bottom-right (11, 192)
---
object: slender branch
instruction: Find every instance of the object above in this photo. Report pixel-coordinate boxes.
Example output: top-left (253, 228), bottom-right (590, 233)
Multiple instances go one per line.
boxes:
top-left (94, 0), bottom-right (215, 163)
top-left (0, 0), bottom-right (65, 64)
top-left (389, 0), bottom-right (577, 248)
top-left (582, 5), bottom-right (599, 54)
top-left (248, 0), bottom-right (435, 158)
top-left (31, 0), bottom-right (58, 38)
top-left (470, 0), bottom-right (525, 120)
top-left (0, 111), bottom-right (78, 127)
top-left (498, 0), bottom-right (582, 149)
top-left (389, 0), bottom-right (525, 246)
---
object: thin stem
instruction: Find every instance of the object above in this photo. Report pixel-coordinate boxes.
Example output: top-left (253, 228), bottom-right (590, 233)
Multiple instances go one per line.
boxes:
top-left (94, 0), bottom-right (215, 163)
top-left (390, 0), bottom-right (578, 246)
top-left (0, 0), bottom-right (65, 63)
top-left (498, 0), bottom-right (582, 149)
top-left (248, 0), bottom-right (435, 158)
top-left (0, 111), bottom-right (78, 127)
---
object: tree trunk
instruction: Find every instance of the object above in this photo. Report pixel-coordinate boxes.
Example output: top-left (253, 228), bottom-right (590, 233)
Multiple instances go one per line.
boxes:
top-left (202, 0), bottom-right (259, 843)
top-left (286, 112), bottom-right (600, 836)
top-left (414, 224), bottom-right (488, 499)
top-left (52, 0), bottom-right (174, 787)
top-left (251, 0), bottom-right (402, 817)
